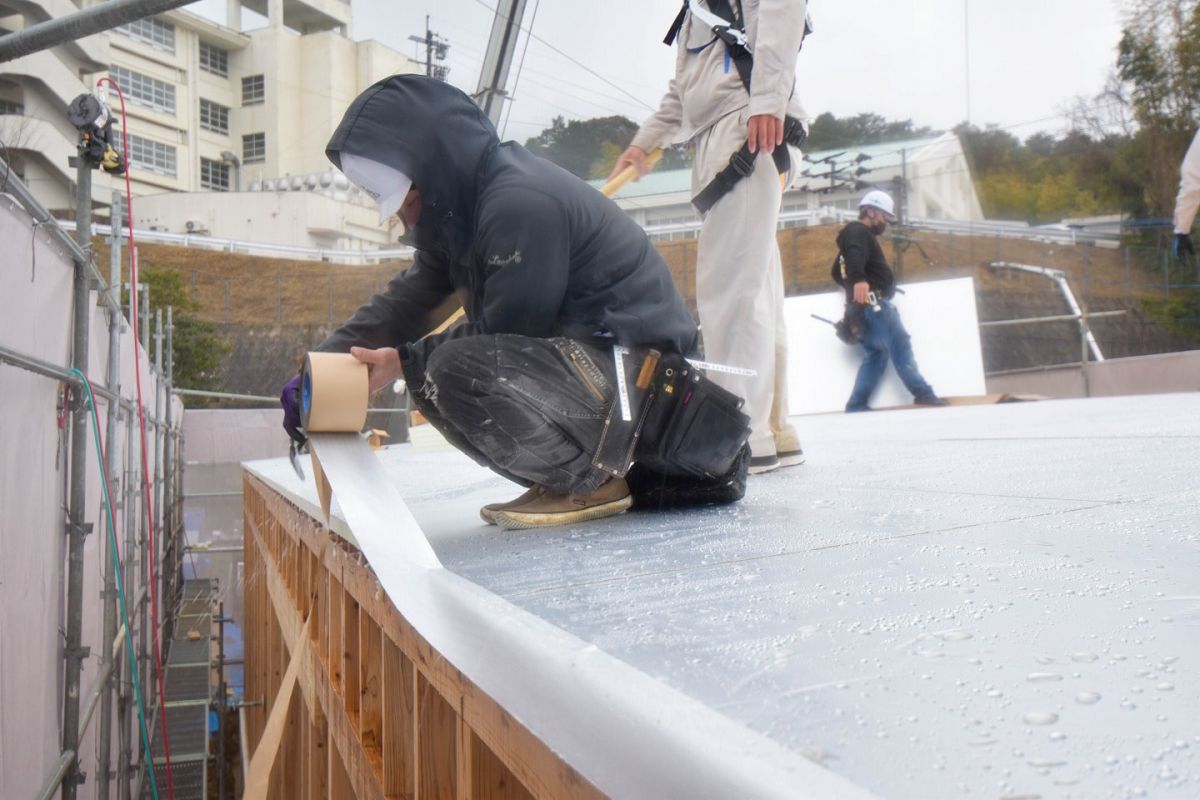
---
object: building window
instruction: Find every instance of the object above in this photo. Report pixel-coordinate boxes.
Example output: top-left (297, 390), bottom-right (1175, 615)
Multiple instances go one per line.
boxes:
top-left (109, 65), bottom-right (175, 114)
top-left (242, 132), bottom-right (265, 163)
top-left (116, 16), bottom-right (175, 52)
top-left (199, 42), bottom-right (229, 78)
top-left (127, 134), bottom-right (177, 176)
top-left (0, 99), bottom-right (23, 115)
top-left (200, 158), bottom-right (230, 191)
top-left (199, 99), bottom-right (229, 135)
top-left (241, 75), bottom-right (264, 106)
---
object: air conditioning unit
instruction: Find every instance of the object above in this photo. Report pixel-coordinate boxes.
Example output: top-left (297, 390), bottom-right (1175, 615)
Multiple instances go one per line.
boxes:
top-left (184, 220), bottom-right (210, 235)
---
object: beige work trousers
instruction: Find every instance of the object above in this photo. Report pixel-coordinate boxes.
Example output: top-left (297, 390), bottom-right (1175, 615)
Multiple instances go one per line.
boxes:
top-left (692, 111), bottom-right (797, 459)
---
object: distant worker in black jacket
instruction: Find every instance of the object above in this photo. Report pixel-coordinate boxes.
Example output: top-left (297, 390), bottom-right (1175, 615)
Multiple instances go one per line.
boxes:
top-left (280, 75), bottom-right (749, 529)
top-left (834, 190), bottom-right (946, 413)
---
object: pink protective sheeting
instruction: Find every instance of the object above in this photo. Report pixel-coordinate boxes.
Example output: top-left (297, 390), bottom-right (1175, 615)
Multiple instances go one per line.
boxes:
top-left (0, 196), bottom-right (176, 798)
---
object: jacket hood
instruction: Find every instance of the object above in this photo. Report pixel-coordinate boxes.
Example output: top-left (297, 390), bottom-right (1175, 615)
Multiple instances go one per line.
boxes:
top-left (326, 75), bottom-right (499, 256)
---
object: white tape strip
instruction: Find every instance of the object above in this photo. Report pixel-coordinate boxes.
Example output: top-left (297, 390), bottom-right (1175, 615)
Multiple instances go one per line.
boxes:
top-left (612, 345), bottom-right (632, 421)
top-left (306, 433), bottom-right (440, 569)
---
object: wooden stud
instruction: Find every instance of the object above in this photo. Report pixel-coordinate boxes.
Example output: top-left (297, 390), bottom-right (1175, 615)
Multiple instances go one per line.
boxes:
top-left (243, 475), bottom-right (606, 800)
top-left (360, 613), bottom-right (384, 771)
top-left (344, 587), bottom-right (361, 727)
top-left (416, 673), bottom-right (458, 800)
top-left (471, 731), bottom-right (535, 800)
top-left (329, 568), bottom-right (344, 695)
top-left (382, 638), bottom-right (414, 798)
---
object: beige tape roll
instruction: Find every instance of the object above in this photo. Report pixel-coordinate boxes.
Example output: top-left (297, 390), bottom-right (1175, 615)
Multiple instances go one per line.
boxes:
top-left (300, 352), bottom-right (369, 433)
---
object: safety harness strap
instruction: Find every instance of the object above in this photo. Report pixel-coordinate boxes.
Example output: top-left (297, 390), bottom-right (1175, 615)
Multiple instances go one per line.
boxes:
top-left (692, 118), bottom-right (806, 215)
top-left (674, 0), bottom-right (807, 213)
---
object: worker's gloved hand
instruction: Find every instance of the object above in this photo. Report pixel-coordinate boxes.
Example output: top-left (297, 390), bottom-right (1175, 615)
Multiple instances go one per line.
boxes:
top-left (280, 373), bottom-right (305, 445)
top-left (1174, 233), bottom-right (1195, 263)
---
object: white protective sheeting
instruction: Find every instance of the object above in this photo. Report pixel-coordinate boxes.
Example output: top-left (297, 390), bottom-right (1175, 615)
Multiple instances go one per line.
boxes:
top-left (250, 437), bottom-right (877, 798)
top-left (250, 392), bottom-right (1200, 799)
top-left (785, 276), bottom-right (987, 414)
top-left (0, 196), bottom-right (180, 798)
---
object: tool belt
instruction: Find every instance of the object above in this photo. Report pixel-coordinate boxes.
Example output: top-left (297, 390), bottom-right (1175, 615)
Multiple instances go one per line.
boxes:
top-left (692, 117), bottom-right (806, 214)
top-left (592, 350), bottom-right (751, 481)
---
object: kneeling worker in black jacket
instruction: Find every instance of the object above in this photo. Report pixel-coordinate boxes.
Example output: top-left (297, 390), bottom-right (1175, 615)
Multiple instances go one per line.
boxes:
top-left (280, 75), bottom-right (750, 530)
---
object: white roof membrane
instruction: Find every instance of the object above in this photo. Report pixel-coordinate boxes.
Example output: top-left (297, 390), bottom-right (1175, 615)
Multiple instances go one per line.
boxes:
top-left (246, 393), bottom-right (1200, 799)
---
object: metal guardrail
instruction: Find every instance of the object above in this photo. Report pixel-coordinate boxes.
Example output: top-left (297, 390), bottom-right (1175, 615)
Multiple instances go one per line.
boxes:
top-left (979, 310), bottom-right (1127, 328)
top-left (175, 386), bottom-right (407, 412)
top-left (57, 219), bottom-right (416, 265)
top-left (47, 206), bottom-right (1128, 263)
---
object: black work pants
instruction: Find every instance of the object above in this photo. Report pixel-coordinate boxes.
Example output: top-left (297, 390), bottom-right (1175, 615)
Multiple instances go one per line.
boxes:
top-left (405, 334), bottom-right (618, 495)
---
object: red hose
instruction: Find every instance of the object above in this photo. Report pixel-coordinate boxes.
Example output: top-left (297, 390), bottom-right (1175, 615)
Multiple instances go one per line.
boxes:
top-left (95, 76), bottom-right (176, 800)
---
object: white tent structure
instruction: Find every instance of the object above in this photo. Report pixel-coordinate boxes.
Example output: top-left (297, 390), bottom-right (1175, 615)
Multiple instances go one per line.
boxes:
top-left (599, 133), bottom-right (984, 237)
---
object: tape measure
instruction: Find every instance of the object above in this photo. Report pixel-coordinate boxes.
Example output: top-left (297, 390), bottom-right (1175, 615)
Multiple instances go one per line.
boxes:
top-left (685, 358), bottom-right (757, 377)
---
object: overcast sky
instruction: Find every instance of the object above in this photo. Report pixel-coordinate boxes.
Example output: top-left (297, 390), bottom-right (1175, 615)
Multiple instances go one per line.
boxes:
top-left (194, 0), bottom-right (1127, 144)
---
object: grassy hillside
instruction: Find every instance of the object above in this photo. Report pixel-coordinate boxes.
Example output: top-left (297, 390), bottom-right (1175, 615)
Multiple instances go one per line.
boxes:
top-left (93, 226), bottom-right (1187, 399)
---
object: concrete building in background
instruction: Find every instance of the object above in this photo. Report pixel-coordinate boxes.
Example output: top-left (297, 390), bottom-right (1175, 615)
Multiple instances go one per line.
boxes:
top-left (0, 0), bottom-right (418, 248)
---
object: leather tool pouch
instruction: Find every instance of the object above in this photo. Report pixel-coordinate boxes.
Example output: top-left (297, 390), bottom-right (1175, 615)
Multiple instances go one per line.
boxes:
top-left (591, 349), bottom-right (655, 477)
top-left (634, 353), bottom-right (751, 480)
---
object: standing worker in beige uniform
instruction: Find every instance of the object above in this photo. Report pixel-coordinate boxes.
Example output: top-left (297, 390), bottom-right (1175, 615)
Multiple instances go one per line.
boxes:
top-left (609, 0), bottom-right (810, 474)
top-left (1172, 128), bottom-right (1200, 264)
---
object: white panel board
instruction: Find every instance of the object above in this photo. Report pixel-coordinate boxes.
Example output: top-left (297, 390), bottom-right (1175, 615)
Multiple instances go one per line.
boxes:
top-left (785, 276), bottom-right (987, 415)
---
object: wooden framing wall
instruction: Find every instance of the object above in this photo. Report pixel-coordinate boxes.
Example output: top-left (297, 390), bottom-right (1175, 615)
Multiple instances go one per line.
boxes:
top-left (243, 475), bottom-right (606, 800)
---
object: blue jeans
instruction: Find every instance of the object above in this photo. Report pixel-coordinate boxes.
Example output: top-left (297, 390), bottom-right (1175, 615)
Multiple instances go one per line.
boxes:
top-left (845, 301), bottom-right (935, 411)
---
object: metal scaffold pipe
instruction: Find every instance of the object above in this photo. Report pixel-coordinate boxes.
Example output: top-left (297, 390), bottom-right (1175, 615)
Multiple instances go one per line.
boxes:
top-left (61, 155), bottom-right (93, 800)
top-left (97, 191), bottom-right (124, 800)
top-left (0, 0), bottom-right (196, 62)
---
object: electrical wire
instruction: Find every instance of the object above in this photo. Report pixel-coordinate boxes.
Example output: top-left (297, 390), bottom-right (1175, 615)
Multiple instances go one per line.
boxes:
top-left (96, 75), bottom-right (177, 800)
top-left (68, 367), bottom-right (161, 800)
top-left (467, 0), bottom-right (658, 112)
top-left (500, 0), bottom-right (538, 139)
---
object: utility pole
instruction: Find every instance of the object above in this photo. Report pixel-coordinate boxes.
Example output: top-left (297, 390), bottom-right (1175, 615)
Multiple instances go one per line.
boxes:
top-left (473, 0), bottom-right (528, 127)
top-left (797, 151), bottom-right (871, 197)
top-left (893, 148), bottom-right (908, 279)
top-left (408, 16), bottom-right (450, 81)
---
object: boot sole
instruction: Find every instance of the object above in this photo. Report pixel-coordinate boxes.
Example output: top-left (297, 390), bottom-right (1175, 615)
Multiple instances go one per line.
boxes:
top-left (778, 450), bottom-right (806, 468)
top-left (494, 495), bottom-right (633, 531)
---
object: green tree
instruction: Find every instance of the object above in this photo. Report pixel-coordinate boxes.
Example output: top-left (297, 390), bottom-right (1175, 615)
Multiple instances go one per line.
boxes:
top-left (524, 115), bottom-right (689, 179)
top-left (126, 266), bottom-right (231, 393)
top-left (1115, 0), bottom-right (1200, 214)
top-left (805, 112), bottom-right (939, 151)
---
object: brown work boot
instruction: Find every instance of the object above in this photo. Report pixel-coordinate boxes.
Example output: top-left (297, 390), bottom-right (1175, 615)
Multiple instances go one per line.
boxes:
top-left (480, 485), bottom-right (545, 525)
top-left (494, 477), bottom-right (632, 530)
top-left (774, 426), bottom-right (806, 468)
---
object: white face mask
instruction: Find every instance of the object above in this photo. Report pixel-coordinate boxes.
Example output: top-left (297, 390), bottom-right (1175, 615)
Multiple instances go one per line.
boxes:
top-left (339, 152), bottom-right (413, 225)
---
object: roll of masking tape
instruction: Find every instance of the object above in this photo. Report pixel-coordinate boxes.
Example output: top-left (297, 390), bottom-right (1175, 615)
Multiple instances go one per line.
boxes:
top-left (301, 352), bottom-right (369, 433)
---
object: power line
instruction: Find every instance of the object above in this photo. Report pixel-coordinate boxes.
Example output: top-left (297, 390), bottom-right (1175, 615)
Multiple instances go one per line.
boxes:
top-left (408, 15), bottom-right (451, 80)
top-left (501, 0), bottom-right (540, 139)
top-left (468, 0), bottom-right (657, 112)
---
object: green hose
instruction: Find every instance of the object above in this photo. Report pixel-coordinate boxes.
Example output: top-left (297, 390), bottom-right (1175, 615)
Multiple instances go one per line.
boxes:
top-left (69, 368), bottom-right (160, 800)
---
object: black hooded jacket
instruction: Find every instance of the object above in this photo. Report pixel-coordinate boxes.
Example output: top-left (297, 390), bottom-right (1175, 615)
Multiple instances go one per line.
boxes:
top-left (317, 75), bottom-right (699, 372)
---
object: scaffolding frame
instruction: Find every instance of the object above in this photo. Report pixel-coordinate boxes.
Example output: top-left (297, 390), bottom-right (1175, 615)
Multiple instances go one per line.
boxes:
top-left (1, 155), bottom-right (188, 800)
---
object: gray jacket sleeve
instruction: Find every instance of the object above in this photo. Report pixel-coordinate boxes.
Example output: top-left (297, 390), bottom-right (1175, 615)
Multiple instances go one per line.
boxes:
top-left (747, 0), bottom-right (809, 119)
top-left (631, 77), bottom-right (684, 153)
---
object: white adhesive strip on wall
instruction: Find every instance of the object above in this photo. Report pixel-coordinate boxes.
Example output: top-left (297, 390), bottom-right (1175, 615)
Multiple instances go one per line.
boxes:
top-left (281, 351), bottom-right (878, 798)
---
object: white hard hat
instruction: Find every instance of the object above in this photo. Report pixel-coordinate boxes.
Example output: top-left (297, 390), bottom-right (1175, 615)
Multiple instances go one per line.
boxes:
top-left (860, 189), bottom-right (897, 222)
